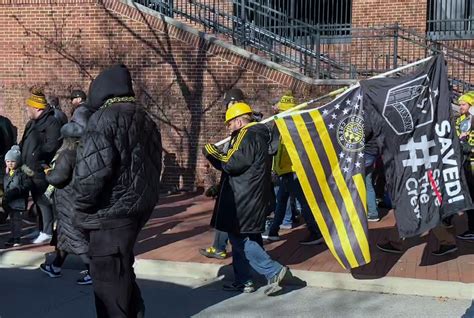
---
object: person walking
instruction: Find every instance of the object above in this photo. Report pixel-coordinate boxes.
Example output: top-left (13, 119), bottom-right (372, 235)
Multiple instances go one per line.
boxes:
top-left (70, 89), bottom-right (87, 110)
top-left (262, 92), bottom-right (323, 245)
top-left (456, 92), bottom-right (474, 241)
top-left (203, 102), bottom-right (289, 296)
top-left (20, 88), bottom-right (62, 244)
top-left (71, 65), bottom-right (162, 317)
top-left (39, 106), bottom-right (95, 284)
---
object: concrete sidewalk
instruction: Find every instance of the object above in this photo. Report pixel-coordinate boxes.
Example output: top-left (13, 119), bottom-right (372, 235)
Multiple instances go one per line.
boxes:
top-left (0, 265), bottom-right (472, 318)
top-left (1, 193), bottom-right (473, 300)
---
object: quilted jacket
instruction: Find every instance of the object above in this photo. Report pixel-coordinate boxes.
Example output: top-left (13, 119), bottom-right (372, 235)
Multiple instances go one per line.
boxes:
top-left (72, 65), bottom-right (162, 230)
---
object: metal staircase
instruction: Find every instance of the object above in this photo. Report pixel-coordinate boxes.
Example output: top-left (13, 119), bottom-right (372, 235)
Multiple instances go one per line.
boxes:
top-left (136, 0), bottom-right (474, 93)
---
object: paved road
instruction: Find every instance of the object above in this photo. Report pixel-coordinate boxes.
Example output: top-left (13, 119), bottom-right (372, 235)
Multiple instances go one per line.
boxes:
top-left (0, 265), bottom-right (472, 318)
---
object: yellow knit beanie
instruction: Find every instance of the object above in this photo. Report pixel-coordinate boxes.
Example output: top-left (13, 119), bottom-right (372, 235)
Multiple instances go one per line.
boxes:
top-left (26, 88), bottom-right (47, 110)
top-left (278, 91), bottom-right (296, 111)
top-left (458, 92), bottom-right (474, 106)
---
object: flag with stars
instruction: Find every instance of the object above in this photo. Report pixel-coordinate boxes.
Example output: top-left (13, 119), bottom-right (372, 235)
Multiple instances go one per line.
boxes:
top-left (275, 87), bottom-right (371, 269)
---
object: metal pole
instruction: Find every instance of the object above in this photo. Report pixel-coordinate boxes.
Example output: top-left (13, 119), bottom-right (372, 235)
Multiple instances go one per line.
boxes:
top-left (393, 23), bottom-right (399, 69)
top-left (213, 56), bottom-right (434, 147)
top-left (215, 87), bottom-right (348, 147)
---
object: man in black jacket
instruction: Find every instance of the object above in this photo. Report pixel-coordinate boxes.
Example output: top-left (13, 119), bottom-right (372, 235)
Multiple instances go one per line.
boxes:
top-left (71, 65), bottom-right (162, 318)
top-left (203, 102), bottom-right (288, 296)
top-left (20, 89), bottom-right (62, 244)
top-left (70, 89), bottom-right (87, 111)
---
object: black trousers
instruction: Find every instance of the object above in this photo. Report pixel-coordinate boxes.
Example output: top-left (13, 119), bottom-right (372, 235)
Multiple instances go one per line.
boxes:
top-left (88, 220), bottom-right (144, 318)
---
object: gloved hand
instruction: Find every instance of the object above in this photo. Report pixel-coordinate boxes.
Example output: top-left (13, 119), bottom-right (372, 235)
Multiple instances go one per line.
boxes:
top-left (205, 184), bottom-right (220, 198)
top-left (203, 143), bottom-right (219, 156)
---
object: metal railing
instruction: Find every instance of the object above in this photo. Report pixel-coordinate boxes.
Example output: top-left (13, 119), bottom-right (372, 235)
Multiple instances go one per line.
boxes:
top-left (137, 0), bottom-right (474, 93)
top-left (427, 0), bottom-right (474, 40)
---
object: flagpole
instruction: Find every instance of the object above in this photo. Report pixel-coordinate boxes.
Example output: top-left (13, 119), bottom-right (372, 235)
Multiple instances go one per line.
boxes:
top-left (215, 86), bottom-right (348, 147)
top-left (214, 56), bottom-right (434, 147)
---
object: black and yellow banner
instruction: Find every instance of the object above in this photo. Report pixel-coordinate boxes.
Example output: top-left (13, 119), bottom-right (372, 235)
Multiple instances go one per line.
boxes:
top-left (275, 87), bottom-right (371, 269)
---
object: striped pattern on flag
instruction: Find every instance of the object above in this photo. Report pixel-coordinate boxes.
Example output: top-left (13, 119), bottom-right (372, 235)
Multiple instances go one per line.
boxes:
top-left (275, 89), bottom-right (371, 269)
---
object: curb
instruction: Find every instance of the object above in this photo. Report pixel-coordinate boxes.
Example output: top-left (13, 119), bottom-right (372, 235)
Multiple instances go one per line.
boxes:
top-left (1, 250), bottom-right (472, 300)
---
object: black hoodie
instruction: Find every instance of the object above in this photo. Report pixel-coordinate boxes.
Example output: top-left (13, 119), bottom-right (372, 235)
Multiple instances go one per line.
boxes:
top-left (72, 65), bottom-right (162, 229)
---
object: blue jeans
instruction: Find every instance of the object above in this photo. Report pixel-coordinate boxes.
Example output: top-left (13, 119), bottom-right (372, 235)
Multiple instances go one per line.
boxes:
top-left (212, 230), bottom-right (228, 252)
top-left (228, 233), bottom-right (283, 283)
top-left (269, 173), bottom-right (321, 236)
top-left (365, 154), bottom-right (379, 219)
top-left (273, 182), bottom-right (298, 228)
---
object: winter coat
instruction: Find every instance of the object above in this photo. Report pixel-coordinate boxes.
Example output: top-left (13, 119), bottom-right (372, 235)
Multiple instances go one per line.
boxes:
top-left (20, 107), bottom-right (62, 190)
top-left (0, 116), bottom-right (17, 161)
top-left (203, 122), bottom-right (273, 234)
top-left (53, 108), bottom-right (68, 127)
top-left (72, 64), bottom-right (162, 230)
top-left (3, 167), bottom-right (32, 211)
top-left (0, 116), bottom-right (17, 181)
top-left (46, 143), bottom-right (88, 255)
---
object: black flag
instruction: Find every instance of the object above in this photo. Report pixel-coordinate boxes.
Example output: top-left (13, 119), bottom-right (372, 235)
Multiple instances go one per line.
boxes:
top-left (361, 55), bottom-right (473, 237)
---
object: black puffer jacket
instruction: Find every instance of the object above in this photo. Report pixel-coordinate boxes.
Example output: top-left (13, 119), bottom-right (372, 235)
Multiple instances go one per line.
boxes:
top-left (46, 143), bottom-right (88, 254)
top-left (0, 116), bottom-right (17, 181)
top-left (203, 122), bottom-right (273, 234)
top-left (72, 65), bottom-right (162, 230)
top-left (20, 107), bottom-right (62, 189)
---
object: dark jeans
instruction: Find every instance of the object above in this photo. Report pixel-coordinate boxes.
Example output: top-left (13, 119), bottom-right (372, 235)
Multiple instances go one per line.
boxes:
top-left (272, 181), bottom-right (299, 229)
top-left (465, 161), bottom-right (474, 231)
top-left (269, 173), bottom-right (320, 236)
top-left (31, 182), bottom-right (53, 235)
top-left (212, 230), bottom-right (229, 252)
top-left (88, 220), bottom-right (144, 318)
top-left (52, 250), bottom-right (90, 269)
top-left (228, 233), bottom-right (282, 284)
top-left (365, 154), bottom-right (379, 218)
top-left (4, 207), bottom-right (22, 239)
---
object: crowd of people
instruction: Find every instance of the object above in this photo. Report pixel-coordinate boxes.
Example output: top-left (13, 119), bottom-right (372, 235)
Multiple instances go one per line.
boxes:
top-left (0, 69), bottom-right (472, 314)
top-left (0, 65), bottom-right (162, 317)
top-left (198, 87), bottom-right (474, 293)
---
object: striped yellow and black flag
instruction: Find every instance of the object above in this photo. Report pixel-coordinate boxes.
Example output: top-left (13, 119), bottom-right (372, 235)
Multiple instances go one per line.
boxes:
top-left (275, 87), bottom-right (371, 269)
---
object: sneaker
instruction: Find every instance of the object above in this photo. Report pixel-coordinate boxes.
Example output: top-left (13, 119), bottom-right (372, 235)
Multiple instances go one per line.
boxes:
top-left (222, 281), bottom-right (255, 293)
top-left (262, 230), bottom-right (280, 241)
top-left (376, 242), bottom-right (404, 254)
top-left (457, 231), bottom-right (474, 241)
top-left (77, 270), bottom-right (93, 285)
top-left (32, 232), bottom-right (52, 244)
top-left (4, 238), bottom-right (21, 247)
top-left (432, 245), bottom-right (458, 256)
top-left (264, 266), bottom-right (288, 296)
top-left (198, 247), bottom-right (227, 259)
top-left (279, 224), bottom-right (293, 230)
top-left (23, 229), bottom-right (40, 239)
top-left (39, 263), bottom-right (62, 278)
top-left (299, 233), bottom-right (324, 245)
top-left (368, 216), bottom-right (380, 222)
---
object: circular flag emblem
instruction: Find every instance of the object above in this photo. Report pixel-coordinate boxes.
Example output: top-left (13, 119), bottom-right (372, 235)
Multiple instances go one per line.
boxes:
top-left (337, 115), bottom-right (365, 152)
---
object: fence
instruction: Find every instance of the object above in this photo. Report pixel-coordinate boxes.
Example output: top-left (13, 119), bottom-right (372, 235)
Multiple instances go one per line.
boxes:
top-left (136, 0), bottom-right (474, 93)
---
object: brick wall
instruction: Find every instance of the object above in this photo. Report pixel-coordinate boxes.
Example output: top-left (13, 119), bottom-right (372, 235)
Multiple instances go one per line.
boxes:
top-left (352, 0), bottom-right (427, 31)
top-left (0, 0), bottom-right (334, 191)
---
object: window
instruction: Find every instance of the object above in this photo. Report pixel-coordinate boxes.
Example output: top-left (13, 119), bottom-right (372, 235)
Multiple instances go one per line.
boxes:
top-left (427, 0), bottom-right (474, 39)
top-left (233, 0), bottom-right (352, 38)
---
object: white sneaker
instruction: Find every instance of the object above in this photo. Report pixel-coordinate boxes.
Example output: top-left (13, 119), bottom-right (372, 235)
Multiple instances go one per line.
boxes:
top-left (32, 232), bottom-right (52, 244)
